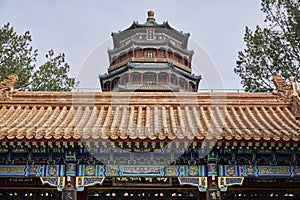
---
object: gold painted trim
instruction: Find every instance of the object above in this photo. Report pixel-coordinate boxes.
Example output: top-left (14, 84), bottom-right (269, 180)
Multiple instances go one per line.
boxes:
top-left (40, 177), bottom-right (65, 188)
top-left (76, 176), bottom-right (105, 187)
top-left (218, 176), bottom-right (244, 188)
top-left (178, 177), bottom-right (207, 188)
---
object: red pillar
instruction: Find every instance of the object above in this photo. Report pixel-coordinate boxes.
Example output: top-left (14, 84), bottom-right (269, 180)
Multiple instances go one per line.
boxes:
top-left (77, 188), bottom-right (88, 200)
top-left (199, 191), bottom-right (206, 200)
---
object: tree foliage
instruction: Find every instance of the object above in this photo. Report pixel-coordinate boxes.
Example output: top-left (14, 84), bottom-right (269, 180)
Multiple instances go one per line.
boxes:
top-left (32, 50), bottom-right (78, 91)
top-left (234, 0), bottom-right (300, 92)
top-left (0, 23), bottom-right (37, 90)
top-left (0, 23), bottom-right (78, 91)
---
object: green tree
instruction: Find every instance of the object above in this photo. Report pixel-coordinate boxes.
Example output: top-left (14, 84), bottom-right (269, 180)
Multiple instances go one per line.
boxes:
top-left (234, 0), bottom-right (300, 92)
top-left (0, 23), bottom-right (78, 91)
top-left (31, 50), bottom-right (78, 91)
top-left (0, 23), bottom-right (37, 90)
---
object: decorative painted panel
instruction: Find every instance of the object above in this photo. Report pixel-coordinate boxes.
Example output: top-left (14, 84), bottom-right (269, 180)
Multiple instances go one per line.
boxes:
top-left (218, 177), bottom-right (244, 191)
top-left (219, 165), bottom-right (299, 177)
top-left (66, 164), bottom-right (76, 176)
top-left (77, 165), bottom-right (105, 176)
top-left (77, 165), bottom-right (207, 177)
top-left (257, 166), bottom-right (291, 176)
top-left (76, 176), bottom-right (105, 191)
top-left (207, 164), bottom-right (217, 176)
top-left (218, 165), bottom-right (242, 177)
top-left (0, 165), bottom-right (65, 177)
top-left (292, 166), bottom-right (300, 177)
top-left (178, 177), bottom-right (208, 192)
top-left (119, 165), bottom-right (163, 176)
top-left (40, 177), bottom-right (65, 191)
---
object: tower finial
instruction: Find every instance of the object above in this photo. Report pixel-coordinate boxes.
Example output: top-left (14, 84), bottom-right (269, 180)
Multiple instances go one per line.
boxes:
top-left (147, 10), bottom-right (155, 21)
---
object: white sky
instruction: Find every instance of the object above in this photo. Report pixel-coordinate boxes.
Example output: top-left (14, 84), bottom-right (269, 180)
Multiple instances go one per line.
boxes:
top-left (0, 0), bottom-right (265, 90)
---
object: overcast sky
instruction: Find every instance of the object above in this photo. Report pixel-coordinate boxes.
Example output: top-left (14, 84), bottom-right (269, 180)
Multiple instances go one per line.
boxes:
top-left (0, 0), bottom-right (265, 90)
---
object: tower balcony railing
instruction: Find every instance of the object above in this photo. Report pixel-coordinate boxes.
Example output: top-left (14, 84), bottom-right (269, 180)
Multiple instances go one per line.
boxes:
top-left (117, 82), bottom-right (193, 92)
top-left (73, 88), bottom-right (246, 93)
top-left (109, 57), bottom-right (192, 73)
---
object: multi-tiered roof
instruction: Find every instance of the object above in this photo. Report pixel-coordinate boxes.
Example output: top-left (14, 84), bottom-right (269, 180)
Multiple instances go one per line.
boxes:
top-left (99, 11), bottom-right (201, 92)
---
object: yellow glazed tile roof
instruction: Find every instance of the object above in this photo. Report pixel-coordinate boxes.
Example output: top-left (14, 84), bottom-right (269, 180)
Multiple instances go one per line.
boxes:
top-left (0, 91), bottom-right (299, 142)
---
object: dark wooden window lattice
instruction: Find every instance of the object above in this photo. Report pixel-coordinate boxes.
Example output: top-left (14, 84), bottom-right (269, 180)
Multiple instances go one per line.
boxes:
top-left (0, 189), bottom-right (61, 200)
top-left (88, 189), bottom-right (198, 200)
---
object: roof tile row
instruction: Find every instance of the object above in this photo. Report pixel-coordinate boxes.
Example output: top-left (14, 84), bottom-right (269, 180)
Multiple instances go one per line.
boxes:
top-left (0, 91), bottom-right (299, 142)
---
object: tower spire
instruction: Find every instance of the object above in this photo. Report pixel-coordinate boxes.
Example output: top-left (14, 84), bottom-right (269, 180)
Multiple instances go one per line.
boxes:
top-left (147, 10), bottom-right (155, 22)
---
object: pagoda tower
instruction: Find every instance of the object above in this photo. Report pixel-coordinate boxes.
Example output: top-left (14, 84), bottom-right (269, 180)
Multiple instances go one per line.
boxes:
top-left (99, 11), bottom-right (201, 92)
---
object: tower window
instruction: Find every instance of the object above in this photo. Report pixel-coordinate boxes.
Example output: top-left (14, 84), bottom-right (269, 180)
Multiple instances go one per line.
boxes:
top-left (147, 30), bottom-right (154, 40)
top-left (131, 72), bottom-right (141, 83)
top-left (147, 51), bottom-right (153, 57)
top-left (158, 72), bottom-right (168, 83)
top-left (143, 72), bottom-right (156, 84)
top-left (171, 74), bottom-right (177, 85)
top-left (179, 77), bottom-right (187, 90)
top-left (158, 50), bottom-right (165, 58)
top-left (103, 81), bottom-right (111, 91)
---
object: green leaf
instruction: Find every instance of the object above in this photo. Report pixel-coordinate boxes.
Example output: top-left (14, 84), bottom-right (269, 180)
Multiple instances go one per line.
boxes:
top-left (234, 0), bottom-right (300, 92)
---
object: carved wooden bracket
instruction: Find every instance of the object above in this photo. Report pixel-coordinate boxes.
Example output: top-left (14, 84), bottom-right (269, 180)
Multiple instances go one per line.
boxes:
top-left (272, 75), bottom-right (298, 102)
top-left (0, 74), bottom-right (18, 101)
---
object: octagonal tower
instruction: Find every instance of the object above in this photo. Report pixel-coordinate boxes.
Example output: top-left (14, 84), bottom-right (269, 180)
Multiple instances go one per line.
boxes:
top-left (99, 11), bottom-right (201, 92)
